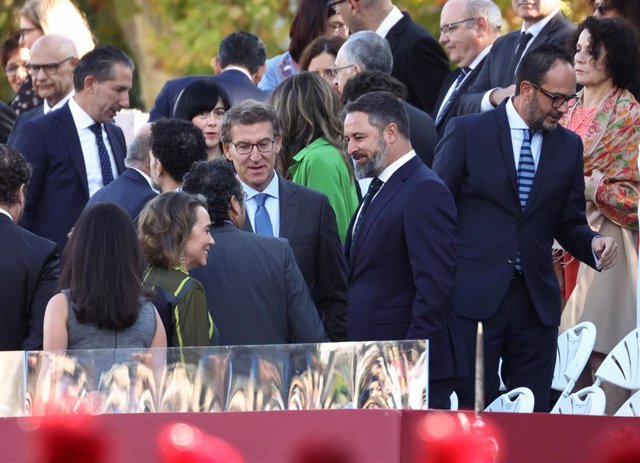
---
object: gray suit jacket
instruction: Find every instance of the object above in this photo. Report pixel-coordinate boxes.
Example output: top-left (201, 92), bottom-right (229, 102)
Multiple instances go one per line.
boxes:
top-left (458, 11), bottom-right (576, 114)
top-left (190, 223), bottom-right (327, 345)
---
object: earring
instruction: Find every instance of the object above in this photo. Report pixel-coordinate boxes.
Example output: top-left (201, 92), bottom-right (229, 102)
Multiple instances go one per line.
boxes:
top-left (179, 253), bottom-right (187, 269)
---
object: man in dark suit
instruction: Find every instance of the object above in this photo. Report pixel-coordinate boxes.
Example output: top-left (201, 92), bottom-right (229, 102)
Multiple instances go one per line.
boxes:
top-left (184, 160), bottom-right (327, 345)
top-left (343, 91), bottom-right (467, 409)
top-left (457, 0), bottom-right (576, 115)
top-left (432, 0), bottom-right (502, 137)
top-left (332, 0), bottom-right (450, 113)
top-left (433, 44), bottom-right (617, 411)
top-left (221, 100), bottom-right (348, 342)
top-left (13, 45), bottom-right (132, 251)
top-left (334, 31), bottom-right (438, 167)
top-left (8, 34), bottom-right (78, 146)
top-left (0, 144), bottom-right (59, 350)
top-left (149, 31), bottom-right (269, 121)
top-left (86, 124), bottom-right (157, 219)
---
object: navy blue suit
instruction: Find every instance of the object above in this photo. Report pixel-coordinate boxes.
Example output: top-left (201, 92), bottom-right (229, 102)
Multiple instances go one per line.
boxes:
top-left (345, 155), bottom-right (467, 408)
top-left (7, 104), bottom-right (43, 146)
top-left (149, 70), bottom-right (269, 121)
top-left (86, 168), bottom-right (157, 220)
top-left (13, 103), bottom-right (126, 250)
top-left (432, 103), bottom-right (598, 410)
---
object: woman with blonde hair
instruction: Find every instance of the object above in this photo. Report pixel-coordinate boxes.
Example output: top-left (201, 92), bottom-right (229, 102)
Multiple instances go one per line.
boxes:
top-left (270, 72), bottom-right (359, 242)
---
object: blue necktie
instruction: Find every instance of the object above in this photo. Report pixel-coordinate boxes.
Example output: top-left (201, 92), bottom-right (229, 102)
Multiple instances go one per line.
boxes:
top-left (435, 67), bottom-right (470, 127)
top-left (515, 128), bottom-right (535, 271)
top-left (89, 123), bottom-right (114, 185)
top-left (254, 193), bottom-right (273, 236)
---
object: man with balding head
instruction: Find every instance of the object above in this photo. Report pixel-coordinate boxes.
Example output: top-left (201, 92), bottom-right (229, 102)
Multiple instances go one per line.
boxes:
top-left (8, 34), bottom-right (78, 145)
top-left (433, 0), bottom-right (502, 136)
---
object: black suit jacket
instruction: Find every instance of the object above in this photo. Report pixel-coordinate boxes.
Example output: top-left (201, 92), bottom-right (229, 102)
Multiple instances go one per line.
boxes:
top-left (243, 176), bottom-right (348, 341)
top-left (0, 214), bottom-right (60, 350)
top-left (458, 11), bottom-right (576, 114)
top-left (404, 101), bottom-right (439, 167)
top-left (0, 101), bottom-right (17, 144)
top-left (7, 104), bottom-right (43, 146)
top-left (191, 223), bottom-right (327, 345)
top-left (386, 12), bottom-right (451, 114)
top-left (432, 102), bottom-right (598, 327)
top-left (148, 70), bottom-right (269, 121)
top-left (345, 155), bottom-right (466, 382)
top-left (13, 103), bottom-right (127, 250)
top-left (86, 168), bottom-right (158, 220)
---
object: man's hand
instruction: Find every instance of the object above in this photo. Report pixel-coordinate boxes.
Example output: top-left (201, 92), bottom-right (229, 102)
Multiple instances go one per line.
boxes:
top-left (592, 236), bottom-right (617, 270)
top-left (489, 85), bottom-right (516, 106)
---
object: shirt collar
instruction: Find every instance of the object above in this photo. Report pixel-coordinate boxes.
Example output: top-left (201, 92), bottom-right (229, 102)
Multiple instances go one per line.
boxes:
top-left (240, 171), bottom-right (280, 200)
top-left (506, 97), bottom-right (530, 130)
top-left (520, 7), bottom-right (560, 36)
top-left (130, 167), bottom-right (157, 191)
top-left (0, 207), bottom-right (13, 222)
top-left (376, 6), bottom-right (404, 38)
top-left (377, 149), bottom-right (416, 183)
top-left (222, 66), bottom-right (253, 82)
top-left (43, 90), bottom-right (74, 114)
top-left (468, 45), bottom-right (492, 70)
top-left (69, 95), bottom-right (98, 130)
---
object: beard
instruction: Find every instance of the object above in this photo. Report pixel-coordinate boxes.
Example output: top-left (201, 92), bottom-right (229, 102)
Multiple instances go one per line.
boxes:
top-left (354, 138), bottom-right (388, 179)
top-left (526, 94), bottom-right (562, 132)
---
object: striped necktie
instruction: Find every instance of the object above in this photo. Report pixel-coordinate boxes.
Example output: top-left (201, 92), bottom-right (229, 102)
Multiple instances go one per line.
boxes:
top-left (515, 128), bottom-right (535, 271)
top-left (435, 67), bottom-right (471, 127)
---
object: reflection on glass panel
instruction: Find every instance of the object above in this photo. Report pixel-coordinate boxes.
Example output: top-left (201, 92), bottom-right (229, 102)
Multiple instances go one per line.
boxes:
top-left (0, 351), bottom-right (25, 417)
top-left (192, 346), bottom-right (230, 412)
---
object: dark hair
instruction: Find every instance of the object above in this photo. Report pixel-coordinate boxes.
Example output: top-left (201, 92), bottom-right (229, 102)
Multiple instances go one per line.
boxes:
top-left (592, 0), bottom-right (640, 32)
top-left (218, 31), bottom-right (267, 74)
top-left (0, 144), bottom-right (31, 206)
top-left (138, 191), bottom-right (208, 267)
top-left (341, 70), bottom-right (408, 105)
top-left (343, 91), bottom-right (410, 139)
top-left (1, 33), bottom-right (20, 67)
top-left (299, 36), bottom-right (345, 71)
top-left (151, 118), bottom-right (207, 183)
top-left (220, 100), bottom-right (280, 145)
top-left (289, 0), bottom-right (330, 63)
top-left (183, 160), bottom-right (243, 226)
top-left (515, 43), bottom-right (573, 95)
top-left (173, 79), bottom-right (230, 120)
top-left (574, 16), bottom-right (640, 90)
top-left (60, 203), bottom-right (144, 330)
top-left (73, 44), bottom-right (134, 91)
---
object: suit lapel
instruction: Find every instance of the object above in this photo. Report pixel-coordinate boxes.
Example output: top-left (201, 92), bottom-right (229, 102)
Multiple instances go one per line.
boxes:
top-left (105, 124), bottom-right (126, 174)
top-left (495, 103), bottom-right (518, 201)
top-left (277, 175), bottom-right (299, 240)
top-left (56, 104), bottom-right (89, 197)
top-left (385, 13), bottom-right (409, 51)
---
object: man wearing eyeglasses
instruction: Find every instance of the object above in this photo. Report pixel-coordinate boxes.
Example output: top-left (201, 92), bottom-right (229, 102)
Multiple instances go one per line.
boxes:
top-left (221, 100), bottom-right (348, 342)
top-left (433, 44), bottom-right (618, 412)
top-left (457, 0), bottom-right (576, 115)
top-left (8, 34), bottom-right (78, 146)
top-left (432, 0), bottom-right (502, 137)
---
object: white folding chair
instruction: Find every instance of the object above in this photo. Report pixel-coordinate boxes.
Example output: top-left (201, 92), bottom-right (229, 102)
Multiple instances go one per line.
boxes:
top-left (485, 387), bottom-right (535, 413)
top-left (550, 322), bottom-right (597, 412)
top-left (594, 327), bottom-right (640, 391)
top-left (614, 389), bottom-right (640, 416)
top-left (551, 386), bottom-right (606, 415)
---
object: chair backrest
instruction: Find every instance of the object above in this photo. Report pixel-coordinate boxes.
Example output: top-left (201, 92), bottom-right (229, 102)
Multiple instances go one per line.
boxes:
top-left (552, 322), bottom-right (597, 393)
top-left (551, 386), bottom-right (606, 415)
top-left (485, 387), bottom-right (535, 413)
top-left (594, 327), bottom-right (640, 390)
top-left (614, 389), bottom-right (640, 416)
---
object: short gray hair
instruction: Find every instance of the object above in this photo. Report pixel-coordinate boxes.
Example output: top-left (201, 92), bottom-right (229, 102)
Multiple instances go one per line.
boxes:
top-left (467, 0), bottom-right (502, 33)
top-left (341, 31), bottom-right (393, 74)
top-left (125, 125), bottom-right (151, 168)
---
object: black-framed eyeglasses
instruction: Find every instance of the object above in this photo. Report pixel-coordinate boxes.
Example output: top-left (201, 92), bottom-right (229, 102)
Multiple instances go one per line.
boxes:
top-left (439, 17), bottom-right (477, 34)
top-left (328, 63), bottom-right (355, 76)
top-left (27, 56), bottom-right (74, 76)
top-left (327, 0), bottom-right (346, 8)
top-left (230, 138), bottom-right (275, 155)
top-left (594, 1), bottom-right (608, 15)
top-left (529, 82), bottom-right (579, 109)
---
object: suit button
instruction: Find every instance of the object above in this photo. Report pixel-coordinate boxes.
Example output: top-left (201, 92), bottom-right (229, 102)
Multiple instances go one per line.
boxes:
top-left (507, 258), bottom-right (514, 264)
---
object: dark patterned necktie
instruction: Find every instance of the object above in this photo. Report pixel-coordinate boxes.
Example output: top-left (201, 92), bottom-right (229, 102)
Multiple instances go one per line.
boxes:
top-left (89, 123), bottom-right (114, 185)
top-left (351, 177), bottom-right (384, 254)
top-left (435, 67), bottom-right (471, 127)
top-left (511, 32), bottom-right (533, 75)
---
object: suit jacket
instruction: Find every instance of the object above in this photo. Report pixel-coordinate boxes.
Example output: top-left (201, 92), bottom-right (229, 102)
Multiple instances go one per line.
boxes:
top-left (0, 101), bottom-right (17, 144)
top-left (7, 104), bottom-right (43, 146)
top-left (148, 70), bottom-right (269, 121)
top-left (86, 168), bottom-right (158, 220)
top-left (432, 102), bottom-right (598, 327)
top-left (13, 103), bottom-right (127, 250)
top-left (458, 11), bottom-right (576, 114)
top-left (405, 101), bottom-right (439, 167)
top-left (0, 214), bottom-right (60, 350)
top-left (431, 59), bottom-right (486, 138)
top-left (386, 12), bottom-right (451, 114)
top-left (243, 175), bottom-right (348, 341)
top-left (191, 223), bottom-right (327, 345)
top-left (345, 155), bottom-right (467, 381)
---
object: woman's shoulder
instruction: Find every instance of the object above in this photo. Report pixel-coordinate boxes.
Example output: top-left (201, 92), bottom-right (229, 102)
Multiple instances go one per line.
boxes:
top-left (295, 138), bottom-right (344, 165)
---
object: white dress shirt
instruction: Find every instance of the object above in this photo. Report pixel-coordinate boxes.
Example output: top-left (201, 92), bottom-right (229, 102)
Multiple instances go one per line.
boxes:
top-left (0, 207), bottom-right (13, 222)
top-left (68, 97), bottom-right (118, 197)
top-left (505, 97), bottom-right (541, 169)
top-left (240, 172), bottom-right (281, 236)
top-left (43, 90), bottom-right (74, 114)
top-left (375, 6), bottom-right (404, 38)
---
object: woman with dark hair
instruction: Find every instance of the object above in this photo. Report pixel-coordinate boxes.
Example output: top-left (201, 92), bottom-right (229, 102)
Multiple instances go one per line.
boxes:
top-left (173, 79), bottom-right (230, 161)
top-left (2, 34), bottom-right (29, 97)
top-left (138, 191), bottom-right (217, 358)
top-left (270, 72), bottom-right (358, 242)
top-left (559, 17), bottom-right (640, 411)
top-left (258, 0), bottom-right (348, 93)
top-left (42, 203), bottom-right (167, 350)
top-left (299, 36), bottom-right (345, 89)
